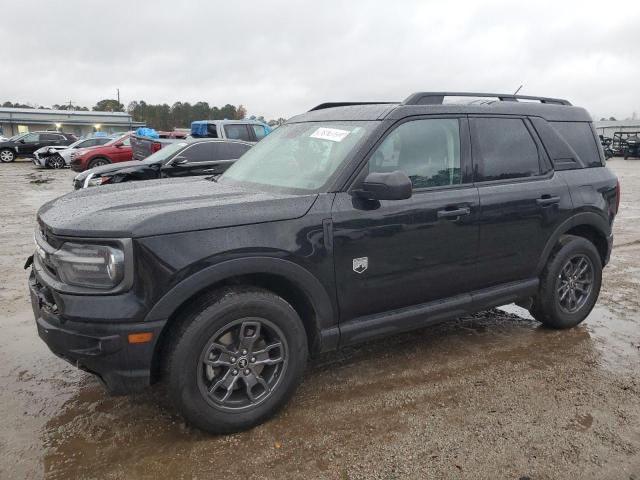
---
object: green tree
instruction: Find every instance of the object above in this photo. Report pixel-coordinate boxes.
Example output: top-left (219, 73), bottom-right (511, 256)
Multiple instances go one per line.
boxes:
top-left (93, 99), bottom-right (124, 112)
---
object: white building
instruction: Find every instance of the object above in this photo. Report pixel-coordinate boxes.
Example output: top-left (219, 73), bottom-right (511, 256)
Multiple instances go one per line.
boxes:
top-left (593, 120), bottom-right (640, 139)
top-left (0, 107), bottom-right (145, 138)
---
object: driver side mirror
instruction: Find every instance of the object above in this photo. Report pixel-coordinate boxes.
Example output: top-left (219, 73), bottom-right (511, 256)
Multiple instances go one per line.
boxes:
top-left (169, 156), bottom-right (188, 166)
top-left (114, 141), bottom-right (124, 147)
top-left (19, 139), bottom-right (25, 143)
top-left (354, 170), bottom-right (412, 201)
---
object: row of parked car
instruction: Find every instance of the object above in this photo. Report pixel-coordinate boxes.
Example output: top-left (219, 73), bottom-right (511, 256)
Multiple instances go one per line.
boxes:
top-left (0, 118), bottom-right (272, 189)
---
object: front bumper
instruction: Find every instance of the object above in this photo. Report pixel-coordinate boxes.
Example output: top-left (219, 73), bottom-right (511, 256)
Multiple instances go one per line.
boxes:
top-left (28, 269), bottom-right (165, 394)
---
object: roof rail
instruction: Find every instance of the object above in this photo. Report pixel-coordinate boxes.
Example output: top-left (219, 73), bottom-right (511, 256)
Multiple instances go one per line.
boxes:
top-left (402, 92), bottom-right (572, 106)
top-left (309, 102), bottom-right (397, 112)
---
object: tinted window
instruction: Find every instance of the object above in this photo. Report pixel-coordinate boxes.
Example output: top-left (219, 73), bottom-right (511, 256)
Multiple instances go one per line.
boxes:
top-left (210, 142), bottom-right (252, 160)
top-left (182, 143), bottom-right (213, 162)
top-left (368, 119), bottom-right (461, 188)
top-left (21, 133), bottom-right (40, 142)
top-left (550, 121), bottom-right (602, 167)
top-left (252, 125), bottom-right (268, 140)
top-left (224, 124), bottom-right (251, 141)
top-left (473, 118), bottom-right (540, 181)
top-left (41, 133), bottom-right (62, 141)
top-left (227, 142), bottom-right (251, 158)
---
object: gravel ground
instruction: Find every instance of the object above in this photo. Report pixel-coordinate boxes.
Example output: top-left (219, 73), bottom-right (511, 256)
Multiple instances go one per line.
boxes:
top-left (0, 159), bottom-right (639, 480)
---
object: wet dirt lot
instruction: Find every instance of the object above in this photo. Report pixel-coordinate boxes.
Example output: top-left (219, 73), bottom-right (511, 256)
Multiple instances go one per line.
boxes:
top-left (0, 159), bottom-right (639, 479)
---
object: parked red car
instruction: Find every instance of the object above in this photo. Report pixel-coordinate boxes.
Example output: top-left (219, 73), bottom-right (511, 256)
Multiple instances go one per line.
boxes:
top-left (70, 133), bottom-right (133, 172)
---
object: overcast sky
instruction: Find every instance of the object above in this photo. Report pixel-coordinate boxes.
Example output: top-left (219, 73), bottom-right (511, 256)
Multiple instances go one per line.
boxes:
top-left (3, 0), bottom-right (639, 120)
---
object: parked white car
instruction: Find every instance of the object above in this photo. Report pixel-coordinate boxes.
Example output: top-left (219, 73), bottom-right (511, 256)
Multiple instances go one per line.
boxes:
top-left (32, 136), bottom-right (113, 168)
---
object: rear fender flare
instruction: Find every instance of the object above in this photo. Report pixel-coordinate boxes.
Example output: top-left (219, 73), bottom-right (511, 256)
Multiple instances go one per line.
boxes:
top-left (535, 211), bottom-right (610, 275)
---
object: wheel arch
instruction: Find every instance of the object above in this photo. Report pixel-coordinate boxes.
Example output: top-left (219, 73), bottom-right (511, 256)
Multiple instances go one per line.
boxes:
top-left (536, 212), bottom-right (611, 275)
top-left (147, 257), bottom-right (337, 382)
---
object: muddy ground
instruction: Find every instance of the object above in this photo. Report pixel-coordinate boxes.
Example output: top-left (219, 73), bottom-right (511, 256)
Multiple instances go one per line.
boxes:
top-left (0, 159), bottom-right (639, 480)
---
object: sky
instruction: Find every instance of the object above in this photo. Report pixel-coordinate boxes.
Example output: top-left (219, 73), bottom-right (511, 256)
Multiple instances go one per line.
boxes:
top-left (3, 0), bottom-right (640, 121)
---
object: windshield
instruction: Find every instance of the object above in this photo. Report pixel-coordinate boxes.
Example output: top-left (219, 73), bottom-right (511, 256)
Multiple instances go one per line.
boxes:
top-left (143, 142), bottom-right (188, 164)
top-left (8, 133), bottom-right (27, 141)
top-left (105, 134), bottom-right (129, 146)
top-left (68, 138), bottom-right (92, 149)
top-left (220, 121), bottom-right (375, 193)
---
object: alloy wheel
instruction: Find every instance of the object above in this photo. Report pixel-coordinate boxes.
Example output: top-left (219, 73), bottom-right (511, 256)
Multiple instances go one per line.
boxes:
top-left (0, 150), bottom-right (14, 162)
top-left (49, 156), bottom-right (65, 169)
top-left (197, 317), bottom-right (288, 412)
top-left (557, 254), bottom-right (594, 314)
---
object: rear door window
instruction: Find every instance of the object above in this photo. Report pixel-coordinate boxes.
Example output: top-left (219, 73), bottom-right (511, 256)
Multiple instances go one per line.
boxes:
top-left (471, 118), bottom-right (541, 181)
top-left (550, 121), bottom-right (602, 167)
top-left (224, 124), bottom-right (252, 141)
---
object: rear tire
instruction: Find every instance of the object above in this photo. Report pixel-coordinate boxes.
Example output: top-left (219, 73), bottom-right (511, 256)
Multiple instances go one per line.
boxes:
top-left (88, 157), bottom-right (109, 169)
top-left (165, 287), bottom-right (308, 433)
top-left (530, 235), bottom-right (602, 329)
top-left (0, 148), bottom-right (15, 163)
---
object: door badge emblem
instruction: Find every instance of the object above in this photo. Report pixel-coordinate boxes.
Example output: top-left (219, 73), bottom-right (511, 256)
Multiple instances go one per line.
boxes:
top-left (353, 257), bottom-right (368, 274)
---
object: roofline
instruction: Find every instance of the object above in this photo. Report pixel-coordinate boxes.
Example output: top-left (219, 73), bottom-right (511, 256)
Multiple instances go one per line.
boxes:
top-left (0, 119), bottom-right (145, 127)
top-left (0, 107), bottom-right (131, 117)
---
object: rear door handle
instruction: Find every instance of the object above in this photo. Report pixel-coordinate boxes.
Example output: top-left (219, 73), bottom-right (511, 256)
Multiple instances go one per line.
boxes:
top-left (437, 207), bottom-right (470, 219)
top-left (536, 196), bottom-right (560, 206)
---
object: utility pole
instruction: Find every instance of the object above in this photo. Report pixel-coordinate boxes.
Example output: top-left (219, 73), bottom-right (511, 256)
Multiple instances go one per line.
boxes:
top-left (68, 100), bottom-right (75, 110)
top-left (117, 88), bottom-right (120, 107)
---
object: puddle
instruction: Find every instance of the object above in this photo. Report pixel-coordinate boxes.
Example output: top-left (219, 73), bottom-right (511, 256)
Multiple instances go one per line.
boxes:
top-left (499, 303), bottom-right (640, 373)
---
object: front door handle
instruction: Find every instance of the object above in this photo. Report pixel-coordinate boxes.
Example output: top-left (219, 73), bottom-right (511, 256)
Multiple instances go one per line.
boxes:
top-left (201, 169), bottom-right (218, 174)
top-left (437, 207), bottom-right (470, 219)
top-left (536, 196), bottom-right (560, 206)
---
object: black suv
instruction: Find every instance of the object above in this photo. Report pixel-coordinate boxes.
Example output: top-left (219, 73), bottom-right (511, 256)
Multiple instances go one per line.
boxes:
top-left (0, 131), bottom-right (77, 162)
top-left (27, 92), bottom-right (619, 433)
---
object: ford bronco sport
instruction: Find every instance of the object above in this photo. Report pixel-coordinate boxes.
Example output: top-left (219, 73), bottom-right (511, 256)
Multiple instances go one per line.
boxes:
top-left (27, 92), bottom-right (620, 433)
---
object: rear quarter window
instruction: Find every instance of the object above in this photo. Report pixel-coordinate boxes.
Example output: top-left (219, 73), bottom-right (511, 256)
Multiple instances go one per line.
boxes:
top-left (549, 122), bottom-right (602, 167)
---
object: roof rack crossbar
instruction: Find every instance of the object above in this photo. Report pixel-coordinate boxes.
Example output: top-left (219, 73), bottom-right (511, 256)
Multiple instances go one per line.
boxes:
top-left (402, 92), bottom-right (571, 106)
top-left (309, 102), bottom-right (397, 112)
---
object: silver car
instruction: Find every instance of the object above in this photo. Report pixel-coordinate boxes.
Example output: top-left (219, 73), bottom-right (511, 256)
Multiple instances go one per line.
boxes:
top-left (32, 136), bottom-right (113, 168)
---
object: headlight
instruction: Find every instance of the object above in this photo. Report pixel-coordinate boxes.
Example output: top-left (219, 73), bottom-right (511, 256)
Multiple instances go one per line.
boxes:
top-left (86, 176), bottom-right (110, 187)
top-left (49, 242), bottom-right (125, 289)
top-left (48, 148), bottom-right (56, 154)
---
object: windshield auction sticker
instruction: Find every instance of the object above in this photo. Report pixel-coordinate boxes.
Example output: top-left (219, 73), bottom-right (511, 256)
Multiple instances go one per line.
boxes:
top-left (310, 127), bottom-right (350, 142)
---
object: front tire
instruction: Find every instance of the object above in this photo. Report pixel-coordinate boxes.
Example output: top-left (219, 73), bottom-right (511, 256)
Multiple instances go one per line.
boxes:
top-left (46, 154), bottom-right (65, 169)
top-left (165, 287), bottom-right (308, 433)
top-left (0, 148), bottom-right (16, 163)
top-left (530, 235), bottom-right (602, 329)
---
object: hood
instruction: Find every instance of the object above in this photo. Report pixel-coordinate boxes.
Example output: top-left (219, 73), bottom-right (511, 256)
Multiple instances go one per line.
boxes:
top-left (38, 177), bottom-right (318, 238)
top-left (34, 145), bottom-right (67, 154)
top-left (74, 160), bottom-right (147, 180)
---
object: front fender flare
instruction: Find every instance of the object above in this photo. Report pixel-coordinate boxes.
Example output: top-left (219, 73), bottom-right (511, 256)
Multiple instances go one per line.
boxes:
top-left (143, 256), bottom-right (336, 335)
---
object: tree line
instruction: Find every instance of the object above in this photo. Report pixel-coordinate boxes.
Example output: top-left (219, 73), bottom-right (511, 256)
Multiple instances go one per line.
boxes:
top-left (1, 99), bottom-right (286, 129)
